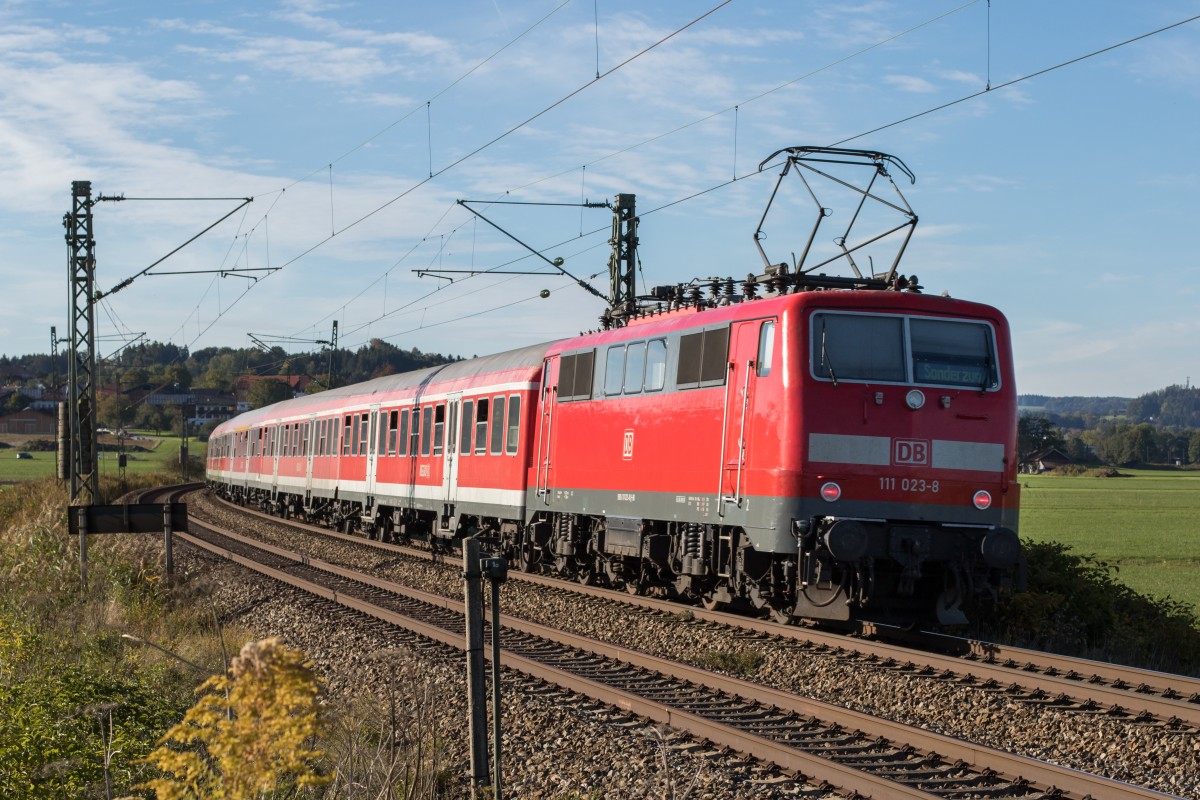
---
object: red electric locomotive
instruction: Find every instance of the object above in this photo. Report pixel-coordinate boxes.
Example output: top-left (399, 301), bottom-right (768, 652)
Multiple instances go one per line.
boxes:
top-left (207, 147), bottom-right (1022, 626)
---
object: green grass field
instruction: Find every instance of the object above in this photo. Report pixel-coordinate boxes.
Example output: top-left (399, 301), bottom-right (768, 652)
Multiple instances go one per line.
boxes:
top-left (1019, 469), bottom-right (1200, 616)
top-left (0, 432), bottom-right (207, 486)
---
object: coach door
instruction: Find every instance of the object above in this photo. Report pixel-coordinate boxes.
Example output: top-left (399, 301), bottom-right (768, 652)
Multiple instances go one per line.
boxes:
top-left (720, 318), bottom-right (774, 510)
top-left (270, 424), bottom-right (282, 496)
top-left (304, 416), bottom-right (316, 503)
top-left (365, 405), bottom-right (380, 501)
top-left (535, 357), bottom-right (558, 503)
top-left (442, 394), bottom-right (461, 521)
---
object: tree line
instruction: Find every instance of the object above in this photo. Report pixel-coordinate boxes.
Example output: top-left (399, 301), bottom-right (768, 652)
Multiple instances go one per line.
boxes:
top-left (2, 338), bottom-right (460, 397)
top-left (1019, 414), bottom-right (1200, 467)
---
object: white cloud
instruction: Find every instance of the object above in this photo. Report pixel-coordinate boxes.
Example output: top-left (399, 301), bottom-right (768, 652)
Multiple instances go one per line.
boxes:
top-left (884, 74), bottom-right (936, 93)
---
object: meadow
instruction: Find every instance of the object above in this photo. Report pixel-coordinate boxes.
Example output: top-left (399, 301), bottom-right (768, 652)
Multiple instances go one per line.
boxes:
top-left (0, 432), bottom-right (207, 486)
top-left (1018, 469), bottom-right (1200, 617)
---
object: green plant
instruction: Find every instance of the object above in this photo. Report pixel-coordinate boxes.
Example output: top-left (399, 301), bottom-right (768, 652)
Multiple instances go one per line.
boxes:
top-left (694, 648), bottom-right (762, 677)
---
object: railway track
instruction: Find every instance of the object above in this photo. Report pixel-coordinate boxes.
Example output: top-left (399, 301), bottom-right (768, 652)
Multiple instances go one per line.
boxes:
top-left (207, 492), bottom-right (1200, 730)
top-left (178, 492), bottom-right (1185, 800)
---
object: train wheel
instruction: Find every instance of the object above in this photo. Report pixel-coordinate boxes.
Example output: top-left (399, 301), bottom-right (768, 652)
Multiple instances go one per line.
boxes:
top-left (622, 558), bottom-right (643, 594)
top-left (517, 544), bottom-right (536, 573)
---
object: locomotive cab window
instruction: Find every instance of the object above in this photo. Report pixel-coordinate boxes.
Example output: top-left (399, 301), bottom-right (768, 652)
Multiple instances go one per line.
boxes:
top-left (757, 321), bottom-right (776, 378)
top-left (909, 318), bottom-right (998, 389)
top-left (811, 312), bottom-right (999, 389)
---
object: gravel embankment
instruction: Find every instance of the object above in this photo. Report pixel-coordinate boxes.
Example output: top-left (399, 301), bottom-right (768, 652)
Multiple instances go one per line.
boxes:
top-left (189, 492), bottom-right (1199, 799)
top-left (178, 496), bottom-right (828, 799)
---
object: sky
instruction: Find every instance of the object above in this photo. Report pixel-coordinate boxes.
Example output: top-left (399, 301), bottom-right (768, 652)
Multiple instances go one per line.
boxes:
top-left (1, 0), bottom-right (1198, 397)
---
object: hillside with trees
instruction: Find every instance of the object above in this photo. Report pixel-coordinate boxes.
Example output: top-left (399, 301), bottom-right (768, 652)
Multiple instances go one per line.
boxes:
top-left (0, 338), bottom-right (462, 397)
top-left (1020, 384), bottom-right (1200, 467)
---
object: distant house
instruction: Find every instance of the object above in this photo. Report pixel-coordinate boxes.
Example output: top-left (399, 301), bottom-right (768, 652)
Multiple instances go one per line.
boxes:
top-left (1020, 447), bottom-right (1073, 474)
top-left (0, 408), bottom-right (57, 435)
top-left (232, 375), bottom-right (313, 412)
top-left (134, 384), bottom-right (237, 427)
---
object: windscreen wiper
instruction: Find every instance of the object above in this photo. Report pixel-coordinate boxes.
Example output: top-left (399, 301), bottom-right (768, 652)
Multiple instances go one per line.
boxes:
top-left (821, 320), bottom-right (838, 387)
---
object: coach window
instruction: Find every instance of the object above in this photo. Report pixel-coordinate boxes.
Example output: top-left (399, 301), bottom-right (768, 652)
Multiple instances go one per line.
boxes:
top-left (406, 407), bottom-right (418, 455)
top-left (399, 409), bottom-right (410, 456)
top-left (433, 404), bottom-right (445, 456)
top-left (302, 423), bottom-right (310, 456)
top-left (343, 415), bottom-right (352, 455)
top-left (419, 406), bottom-right (433, 457)
top-left (460, 400), bottom-right (474, 456)
top-left (757, 320), bottom-right (776, 378)
top-left (474, 399), bottom-right (489, 454)
top-left (490, 395), bottom-right (507, 455)
top-left (623, 341), bottom-right (646, 393)
top-left (387, 411), bottom-right (398, 455)
top-left (357, 413), bottom-right (368, 456)
top-left (506, 395), bottom-right (521, 454)
top-left (645, 339), bottom-right (667, 391)
top-left (295, 423), bottom-right (302, 456)
top-left (604, 345), bottom-right (625, 396)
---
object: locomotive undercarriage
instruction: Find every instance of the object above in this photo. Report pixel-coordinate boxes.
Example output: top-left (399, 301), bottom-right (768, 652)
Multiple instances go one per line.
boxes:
top-left (208, 480), bottom-right (1018, 626)
top-left (501, 511), bottom-right (1020, 626)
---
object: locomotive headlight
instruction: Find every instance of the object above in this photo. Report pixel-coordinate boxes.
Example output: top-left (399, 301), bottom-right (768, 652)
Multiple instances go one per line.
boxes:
top-left (905, 389), bottom-right (925, 409)
top-left (820, 482), bottom-right (842, 502)
top-left (972, 490), bottom-right (992, 510)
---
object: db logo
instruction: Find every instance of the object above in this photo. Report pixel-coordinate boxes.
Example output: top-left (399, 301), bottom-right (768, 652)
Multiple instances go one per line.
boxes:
top-left (892, 438), bottom-right (929, 466)
top-left (622, 429), bottom-right (635, 460)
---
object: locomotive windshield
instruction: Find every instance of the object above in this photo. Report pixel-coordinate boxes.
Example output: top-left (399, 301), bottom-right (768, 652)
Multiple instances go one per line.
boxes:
top-left (812, 312), bottom-right (998, 389)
